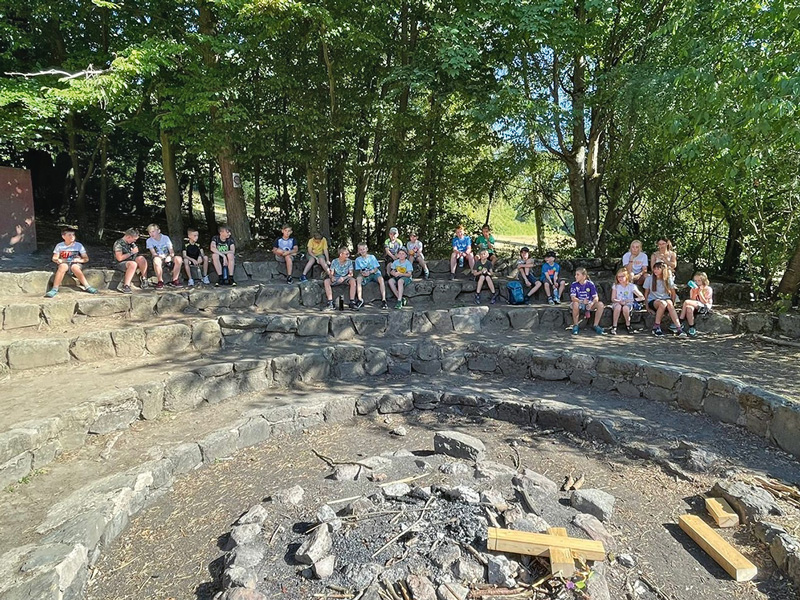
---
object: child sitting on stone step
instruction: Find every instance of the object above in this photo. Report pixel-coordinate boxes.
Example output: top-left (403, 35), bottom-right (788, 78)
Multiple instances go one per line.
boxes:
top-left (300, 231), bottom-right (330, 282)
top-left (517, 247), bottom-right (537, 289)
top-left (472, 248), bottom-right (498, 304)
top-left (182, 227), bottom-right (210, 287)
top-left (679, 271), bottom-right (713, 337)
top-left (113, 228), bottom-right (149, 294)
top-left (644, 261), bottom-right (684, 337)
top-left (569, 267), bottom-right (606, 335)
top-left (211, 224), bottom-right (236, 286)
top-left (388, 247), bottom-right (414, 309)
top-left (146, 223), bottom-right (183, 289)
top-left (46, 227), bottom-right (99, 297)
top-left (324, 246), bottom-right (357, 310)
top-left (384, 227), bottom-right (403, 276)
top-left (609, 268), bottom-right (645, 335)
top-left (531, 250), bottom-right (566, 305)
top-left (406, 231), bottom-right (430, 279)
top-left (449, 224), bottom-right (475, 280)
top-left (272, 223), bottom-right (299, 283)
top-left (354, 242), bottom-right (388, 310)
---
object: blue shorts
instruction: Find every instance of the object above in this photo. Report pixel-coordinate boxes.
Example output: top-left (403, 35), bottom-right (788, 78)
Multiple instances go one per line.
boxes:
top-left (360, 272), bottom-right (381, 284)
top-left (540, 276), bottom-right (559, 285)
top-left (394, 276), bottom-right (412, 286)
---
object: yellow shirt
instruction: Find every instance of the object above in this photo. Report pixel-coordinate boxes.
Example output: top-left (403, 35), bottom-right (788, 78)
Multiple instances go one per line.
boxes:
top-left (308, 237), bottom-right (328, 257)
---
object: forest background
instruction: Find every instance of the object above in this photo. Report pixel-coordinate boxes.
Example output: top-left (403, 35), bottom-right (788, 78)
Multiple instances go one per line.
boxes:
top-left (0, 0), bottom-right (798, 298)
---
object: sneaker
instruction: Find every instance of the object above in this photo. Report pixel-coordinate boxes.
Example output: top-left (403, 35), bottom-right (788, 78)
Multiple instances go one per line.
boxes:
top-left (491, 293), bottom-right (498, 305)
top-left (688, 326), bottom-right (697, 337)
top-left (215, 279), bottom-right (221, 287)
top-left (121, 285), bottom-right (132, 294)
top-left (356, 299), bottom-right (365, 309)
top-left (45, 288), bottom-right (58, 298)
top-left (424, 271), bottom-right (430, 280)
top-left (381, 300), bottom-right (388, 309)
top-left (668, 323), bottom-right (679, 332)
top-left (653, 327), bottom-right (664, 337)
top-left (85, 286), bottom-right (98, 294)
top-left (287, 276), bottom-right (293, 284)
top-left (548, 297), bottom-right (555, 305)
top-left (202, 275), bottom-right (210, 285)
top-left (325, 300), bottom-right (336, 311)
top-left (449, 272), bottom-right (455, 280)
top-left (188, 278), bottom-right (195, 287)
top-left (168, 279), bottom-right (181, 287)
top-left (676, 329), bottom-right (688, 338)
top-left (349, 300), bottom-right (357, 310)
top-left (475, 293), bottom-right (481, 305)
top-left (140, 277), bottom-right (149, 289)
top-left (594, 325), bottom-right (606, 335)
top-left (229, 277), bottom-right (237, 286)
top-left (394, 300), bottom-right (403, 309)
top-left (553, 292), bottom-right (561, 304)
top-left (458, 257), bottom-right (464, 268)
top-left (626, 324), bottom-right (636, 334)
top-left (402, 297), bottom-right (408, 306)
top-left (609, 327), bottom-right (617, 335)
top-left (300, 275), bottom-right (308, 283)
top-left (155, 281), bottom-right (165, 290)
top-left (571, 325), bottom-right (580, 335)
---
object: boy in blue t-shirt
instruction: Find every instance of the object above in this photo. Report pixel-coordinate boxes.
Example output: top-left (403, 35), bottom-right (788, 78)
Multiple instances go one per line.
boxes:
top-left (354, 242), bottom-right (388, 310)
top-left (47, 227), bottom-right (99, 297)
top-left (323, 246), bottom-right (357, 310)
top-left (529, 250), bottom-right (566, 304)
top-left (272, 224), bottom-right (299, 283)
top-left (388, 248), bottom-right (413, 309)
top-left (569, 267), bottom-right (606, 335)
top-left (449, 224), bottom-right (475, 279)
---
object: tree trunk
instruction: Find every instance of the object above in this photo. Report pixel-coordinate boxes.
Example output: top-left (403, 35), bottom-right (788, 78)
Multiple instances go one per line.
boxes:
top-left (66, 112), bottom-right (99, 236)
top-left (306, 165), bottom-right (320, 234)
top-left (721, 213), bottom-right (743, 276)
top-left (97, 135), bottom-right (108, 240)
top-left (160, 130), bottom-right (184, 251)
top-left (776, 236), bottom-right (800, 298)
top-left (187, 174), bottom-right (196, 228)
top-left (217, 149), bottom-right (252, 245)
top-left (196, 166), bottom-right (215, 232)
top-left (132, 147), bottom-right (147, 214)
top-left (534, 198), bottom-right (545, 252)
top-left (253, 159), bottom-right (262, 224)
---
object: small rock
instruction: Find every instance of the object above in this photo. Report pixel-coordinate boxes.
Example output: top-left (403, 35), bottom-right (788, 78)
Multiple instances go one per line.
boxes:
top-left (434, 431), bottom-right (486, 462)
top-left (295, 525), bottom-right (332, 565)
top-left (474, 461), bottom-right (516, 480)
top-left (272, 485), bottom-right (305, 505)
top-left (572, 513), bottom-right (616, 551)
top-left (342, 497), bottom-right (374, 516)
top-left (442, 485), bottom-right (481, 504)
top-left (316, 505), bottom-right (342, 531)
top-left (218, 589), bottom-right (268, 600)
top-left (571, 489), bottom-right (616, 522)
top-left (382, 482), bottom-right (411, 498)
top-left (223, 565), bottom-right (258, 589)
top-left (390, 426), bottom-right (408, 437)
top-left (711, 480), bottom-right (782, 522)
top-left (586, 563), bottom-right (611, 600)
top-left (513, 470), bottom-right (559, 497)
top-left (226, 546), bottom-right (264, 569)
top-left (411, 486), bottom-right (433, 501)
top-left (480, 489), bottom-right (508, 512)
top-left (368, 472), bottom-right (388, 482)
top-left (237, 504), bottom-right (269, 526)
top-left (452, 557), bottom-right (485, 582)
top-left (440, 462), bottom-right (472, 476)
top-left (487, 555), bottom-right (516, 588)
top-left (686, 448), bottom-right (722, 472)
top-left (392, 448), bottom-right (414, 457)
top-left (230, 524), bottom-right (261, 547)
top-left (333, 464), bottom-right (363, 481)
top-left (313, 555), bottom-right (336, 579)
top-left (343, 563), bottom-right (384, 589)
top-left (436, 582), bottom-right (469, 600)
top-left (510, 515), bottom-right (550, 533)
top-left (431, 544), bottom-right (461, 570)
top-left (360, 456), bottom-right (393, 471)
top-left (406, 574), bottom-right (437, 600)
top-left (617, 554), bottom-right (636, 568)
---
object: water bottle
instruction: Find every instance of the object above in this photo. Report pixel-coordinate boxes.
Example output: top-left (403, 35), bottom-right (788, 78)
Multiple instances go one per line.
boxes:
top-left (338, 295), bottom-right (344, 311)
top-left (222, 265), bottom-right (229, 281)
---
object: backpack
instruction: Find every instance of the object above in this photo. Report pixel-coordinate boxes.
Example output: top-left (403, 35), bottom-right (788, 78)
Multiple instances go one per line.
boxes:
top-left (507, 280), bottom-right (525, 305)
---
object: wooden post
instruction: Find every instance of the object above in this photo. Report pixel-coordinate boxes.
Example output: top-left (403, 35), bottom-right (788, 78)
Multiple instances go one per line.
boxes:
top-left (705, 497), bottom-right (739, 528)
top-left (547, 527), bottom-right (576, 577)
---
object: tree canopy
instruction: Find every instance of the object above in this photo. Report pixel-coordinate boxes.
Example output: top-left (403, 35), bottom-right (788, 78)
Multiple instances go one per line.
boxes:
top-left (1, 0), bottom-right (798, 296)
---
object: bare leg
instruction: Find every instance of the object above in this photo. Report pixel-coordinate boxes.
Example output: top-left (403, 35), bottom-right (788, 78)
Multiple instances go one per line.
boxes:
top-left (324, 279), bottom-right (333, 301)
top-left (377, 277), bottom-right (387, 301)
top-left (486, 277), bottom-right (496, 294)
top-left (476, 275), bottom-right (485, 294)
top-left (52, 262), bottom-right (70, 288)
top-left (201, 256), bottom-right (209, 276)
top-left (450, 252), bottom-right (459, 274)
top-left (285, 255), bottom-right (293, 276)
top-left (212, 254), bottom-right (222, 275)
top-left (356, 276), bottom-right (364, 300)
top-left (593, 302), bottom-right (605, 326)
top-left (527, 280), bottom-right (542, 298)
top-left (124, 261), bottom-right (138, 286)
top-left (70, 264), bottom-right (90, 287)
top-left (571, 300), bottom-right (580, 325)
top-left (226, 253), bottom-right (235, 276)
top-left (466, 253), bottom-right (476, 270)
top-left (655, 300), bottom-right (667, 325)
top-left (388, 278), bottom-right (399, 299)
top-left (153, 257), bottom-right (164, 282)
top-left (171, 256), bottom-right (183, 281)
top-left (348, 278), bottom-right (356, 300)
top-left (612, 304), bottom-right (622, 327)
top-left (623, 305), bottom-right (631, 326)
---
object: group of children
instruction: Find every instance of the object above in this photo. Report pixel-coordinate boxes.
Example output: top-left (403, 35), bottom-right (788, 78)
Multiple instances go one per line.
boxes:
top-left (46, 225), bottom-right (714, 338)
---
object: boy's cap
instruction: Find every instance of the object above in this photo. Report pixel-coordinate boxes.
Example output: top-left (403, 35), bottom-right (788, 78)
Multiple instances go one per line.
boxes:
top-left (389, 227), bottom-right (399, 234)
top-left (545, 250), bottom-right (556, 258)
top-left (520, 247), bottom-right (530, 253)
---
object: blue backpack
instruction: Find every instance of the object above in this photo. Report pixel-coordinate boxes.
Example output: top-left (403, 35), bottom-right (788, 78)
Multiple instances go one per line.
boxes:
top-left (507, 280), bottom-right (525, 305)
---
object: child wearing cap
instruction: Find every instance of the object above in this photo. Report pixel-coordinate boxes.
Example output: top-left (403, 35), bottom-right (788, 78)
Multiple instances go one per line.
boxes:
top-left (517, 247), bottom-right (537, 289)
top-left (406, 231), bottom-right (430, 279)
top-left (384, 227), bottom-right (403, 276)
top-left (527, 250), bottom-right (565, 304)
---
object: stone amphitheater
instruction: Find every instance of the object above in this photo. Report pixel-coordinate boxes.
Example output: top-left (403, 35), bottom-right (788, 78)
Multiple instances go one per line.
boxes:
top-left (1, 257), bottom-right (799, 600)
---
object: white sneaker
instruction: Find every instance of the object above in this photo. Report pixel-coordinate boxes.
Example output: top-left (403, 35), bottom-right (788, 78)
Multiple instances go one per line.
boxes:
top-left (188, 278), bottom-right (195, 287)
top-left (202, 275), bottom-right (210, 285)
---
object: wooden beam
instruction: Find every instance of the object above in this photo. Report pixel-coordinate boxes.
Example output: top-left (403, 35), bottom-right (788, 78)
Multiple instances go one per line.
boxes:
top-left (678, 515), bottom-right (757, 582)
top-left (547, 527), bottom-right (575, 577)
top-left (705, 497), bottom-right (739, 528)
top-left (487, 527), bottom-right (606, 561)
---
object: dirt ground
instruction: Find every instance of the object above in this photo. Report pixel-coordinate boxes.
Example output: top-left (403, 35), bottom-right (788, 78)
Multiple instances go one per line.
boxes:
top-left (84, 380), bottom-right (800, 600)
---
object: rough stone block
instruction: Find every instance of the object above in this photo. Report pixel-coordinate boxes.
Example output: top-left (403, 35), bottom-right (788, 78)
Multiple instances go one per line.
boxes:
top-left (425, 309), bottom-right (453, 332)
top-left (199, 430), bottom-right (238, 463)
top-left (434, 431), bottom-right (485, 461)
top-left (77, 296), bottom-right (130, 317)
top-left (711, 480), bottom-right (782, 522)
top-left (3, 304), bottom-right (41, 329)
top-left (377, 392), bottom-right (414, 413)
top-left (134, 381), bottom-right (165, 420)
top-left (145, 323), bottom-right (191, 355)
top-left (676, 373), bottom-right (707, 412)
top-left (468, 355), bottom-right (498, 372)
top-left (432, 282), bottom-right (462, 304)
top-left (41, 300), bottom-right (76, 326)
top-left (703, 394), bottom-right (742, 425)
top-left (128, 294), bottom-right (159, 318)
top-left (8, 339), bottom-right (70, 370)
top-left (0, 429), bottom-right (37, 464)
top-left (351, 314), bottom-right (387, 336)
top-left (111, 327), bottom-right (146, 358)
top-left (411, 312), bottom-right (434, 333)
top-left (508, 307), bottom-right (539, 330)
top-left (297, 315), bottom-right (330, 337)
top-left (227, 286), bottom-right (259, 308)
top-left (156, 293), bottom-right (189, 314)
top-left (696, 312), bottom-right (734, 334)
top-left (298, 352), bottom-right (330, 383)
top-left (770, 405), bottom-right (800, 459)
top-left (739, 387), bottom-right (784, 438)
top-left (255, 285), bottom-right (301, 310)
top-left (778, 313), bottom-right (800, 338)
top-left (88, 388), bottom-right (140, 434)
top-left (165, 442), bottom-right (202, 475)
top-left (0, 451), bottom-right (33, 488)
top-left (482, 310), bottom-right (510, 331)
top-left (642, 385), bottom-right (677, 403)
top-left (70, 331), bottom-right (115, 362)
top-left (412, 359), bottom-right (442, 375)
top-left (164, 372), bottom-right (205, 412)
top-left (364, 348), bottom-right (388, 376)
top-left (203, 374), bottom-right (240, 404)
top-left (571, 489), bottom-right (615, 522)
top-left (189, 289), bottom-right (228, 309)
top-left (388, 361), bottom-right (412, 375)
top-left (266, 315), bottom-right (298, 333)
top-left (330, 315), bottom-right (356, 340)
top-left (539, 308), bottom-right (565, 330)
top-left (387, 310), bottom-right (413, 335)
top-left (237, 417), bottom-right (272, 449)
top-left (19, 271), bottom-right (52, 294)
top-left (644, 366), bottom-right (681, 390)
top-left (737, 312), bottom-right (773, 334)
top-left (451, 312), bottom-right (482, 333)
top-left (299, 282), bottom-right (323, 307)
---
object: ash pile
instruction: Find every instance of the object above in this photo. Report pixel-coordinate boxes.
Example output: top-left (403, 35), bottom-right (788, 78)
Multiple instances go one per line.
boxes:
top-left (213, 430), bottom-right (618, 600)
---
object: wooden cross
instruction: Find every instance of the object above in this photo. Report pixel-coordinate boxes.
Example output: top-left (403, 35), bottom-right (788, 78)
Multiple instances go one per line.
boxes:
top-left (487, 526), bottom-right (606, 577)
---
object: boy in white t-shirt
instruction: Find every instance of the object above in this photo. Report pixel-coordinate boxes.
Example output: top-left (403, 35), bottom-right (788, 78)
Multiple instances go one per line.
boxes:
top-left (46, 227), bottom-right (99, 298)
top-left (272, 224), bottom-right (299, 283)
top-left (146, 223), bottom-right (183, 289)
top-left (354, 242), bottom-right (388, 309)
top-left (609, 269), bottom-right (645, 335)
top-left (622, 239), bottom-right (648, 287)
top-left (406, 231), bottom-right (430, 279)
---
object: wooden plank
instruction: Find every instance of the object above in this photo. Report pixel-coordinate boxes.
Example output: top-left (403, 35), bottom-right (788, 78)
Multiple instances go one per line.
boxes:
top-left (678, 515), bottom-right (757, 582)
top-left (547, 527), bottom-right (575, 577)
top-left (487, 527), bottom-right (606, 561)
top-left (705, 497), bottom-right (739, 528)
